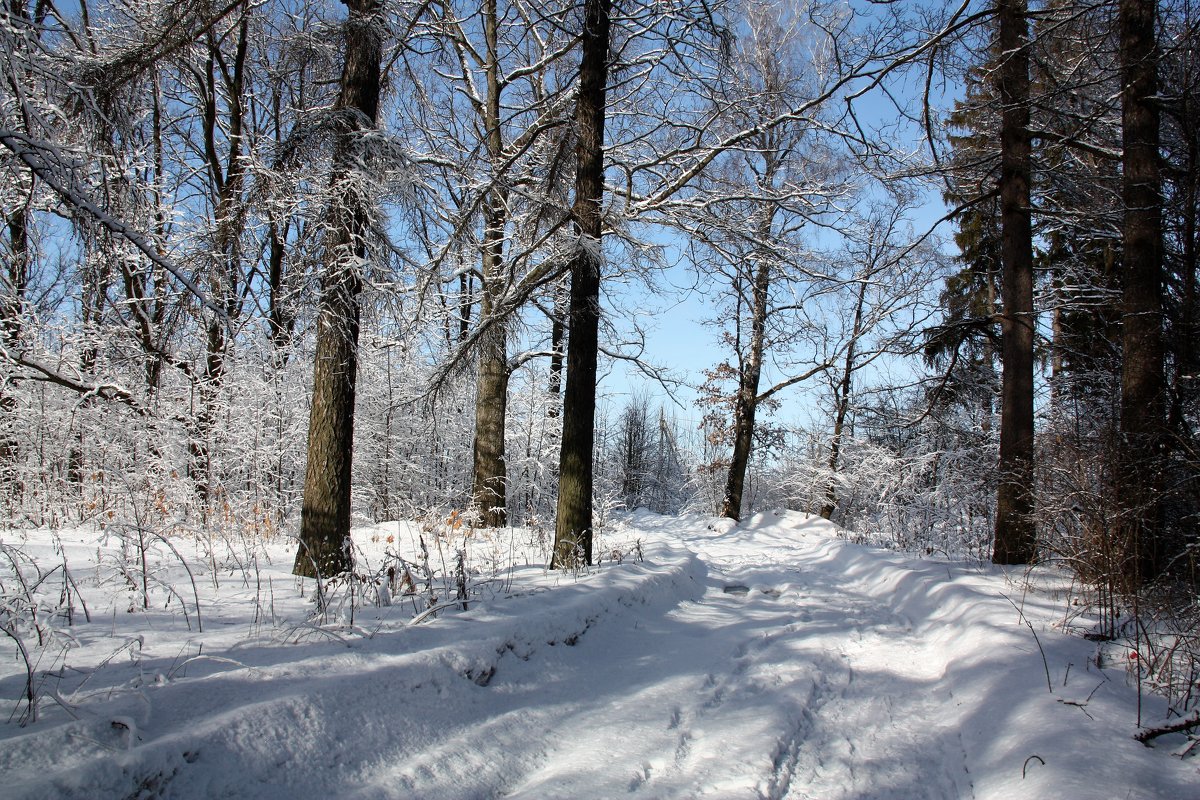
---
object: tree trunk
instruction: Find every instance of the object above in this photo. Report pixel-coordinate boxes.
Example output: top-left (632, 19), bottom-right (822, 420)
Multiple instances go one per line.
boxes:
top-left (189, 20), bottom-right (248, 510)
top-left (1, 204), bottom-right (29, 501)
top-left (473, 320), bottom-right (510, 526)
top-left (821, 279), bottom-right (867, 520)
top-left (470, 0), bottom-right (511, 527)
top-left (992, 0), bottom-right (1037, 565)
top-left (68, 244), bottom-right (111, 496)
top-left (1118, 0), bottom-right (1166, 586)
top-left (267, 215), bottom-right (294, 368)
top-left (720, 196), bottom-right (776, 522)
top-left (552, 0), bottom-right (611, 568)
top-left (719, 260), bottom-right (769, 521)
top-left (548, 274), bottom-right (567, 414)
top-left (293, 0), bottom-right (383, 579)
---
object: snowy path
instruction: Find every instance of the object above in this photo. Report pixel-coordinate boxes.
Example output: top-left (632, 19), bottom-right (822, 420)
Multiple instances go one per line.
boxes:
top-left (1, 511), bottom-right (1195, 799)
top-left (484, 513), bottom-right (976, 800)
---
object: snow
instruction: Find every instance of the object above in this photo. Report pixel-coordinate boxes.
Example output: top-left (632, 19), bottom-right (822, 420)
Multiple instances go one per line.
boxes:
top-left (1, 510), bottom-right (1196, 799)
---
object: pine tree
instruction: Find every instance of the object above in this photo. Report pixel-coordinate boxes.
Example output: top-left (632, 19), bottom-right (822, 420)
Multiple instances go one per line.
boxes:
top-left (1117, 0), bottom-right (1168, 586)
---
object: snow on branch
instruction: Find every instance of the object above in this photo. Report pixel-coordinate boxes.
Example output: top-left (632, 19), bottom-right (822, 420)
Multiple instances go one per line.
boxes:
top-left (0, 129), bottom-right (226, 320)
top-left (1, 348), bottom-right (153, 416)
top-left (1133, 713), bottom-right (1200, 746)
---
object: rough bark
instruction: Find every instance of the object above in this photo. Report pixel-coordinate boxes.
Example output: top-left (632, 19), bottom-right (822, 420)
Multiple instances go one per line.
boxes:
top-left (471, 0), bottom-right (512, 527)
top-left (552, 0), bottom-right (610, 568)
top-left (472, 321), bottom-right (510, 526)
top-left (1118, 0), bottom-right (1166, 585)
top-left (992, 0), bottom-right (1038, 565)
top-left (293, 0), bottom-right (383, 579)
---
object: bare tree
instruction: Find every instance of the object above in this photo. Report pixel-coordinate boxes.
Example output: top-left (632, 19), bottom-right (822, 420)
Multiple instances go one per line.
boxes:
top-left (552, 0), bottom-right (611, 567)
top-left (188, 13), bottom-right (252, 509)
top-left (293, 0), bottom-right (386, 579)
top-left (819, 204), bottom-right (935, 520)
top-left (397, 0), bottom-right (578, 527)
top-left (685, 3), bottom-right (849, 521)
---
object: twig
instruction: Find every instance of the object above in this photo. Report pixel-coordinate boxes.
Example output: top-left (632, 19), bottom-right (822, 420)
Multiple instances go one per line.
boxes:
top-left (147, 530), bottom-right (203, 633)
top-left (166, 655), bottom-right (253, 680)
top-left (1, 625), bottom-right (37, 725)
top-left (410, 599), bottom-right (473, 625)
top-left (1002, 593), bottom-right (1053, 694)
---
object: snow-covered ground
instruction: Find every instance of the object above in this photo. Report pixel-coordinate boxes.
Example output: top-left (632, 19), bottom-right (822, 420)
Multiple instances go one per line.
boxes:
top-left (1, 510), bottom-right (1195, 799)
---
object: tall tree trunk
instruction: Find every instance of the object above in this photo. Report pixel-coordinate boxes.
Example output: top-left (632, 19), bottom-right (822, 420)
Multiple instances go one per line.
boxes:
top-left (1, 203), bottom-right (29, 502)
top-left (1118, 0), bottom-right (1166, 586)
top-left (293, 0), bottom-right (383, 579)
top-left (191, 19), bottom-right (248, 509)
top-left (471, 0), bottom-right (511, 527)
top-left (473, 319), bottom-right (510, 526)
top-left (992, 0), bottom-right (1037, 565)
top-left (552, 0), bottom-right (611, 568)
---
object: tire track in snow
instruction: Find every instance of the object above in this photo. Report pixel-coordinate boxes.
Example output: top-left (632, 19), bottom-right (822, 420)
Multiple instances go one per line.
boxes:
top-left (4, 511), bottom-right (1194, 799)
top-left (662, 512), bottom-right (974, 800)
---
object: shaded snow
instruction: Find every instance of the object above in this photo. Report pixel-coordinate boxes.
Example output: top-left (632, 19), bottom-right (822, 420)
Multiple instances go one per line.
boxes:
top-left (1, 511), bottom-right (1195, 798)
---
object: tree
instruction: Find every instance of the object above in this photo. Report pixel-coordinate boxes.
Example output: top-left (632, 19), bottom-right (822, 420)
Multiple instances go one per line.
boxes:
top-left (616, 394), bottom-right (653, 509)
top-left (188, 13), bottom-right (252, 509)
top-left (991, 0), bottom-right (1037, 565)
top-left (685, 3), bottom-right (847, 521)
top-left (0, 0), bottom-right (39, 503)
top-left (293, 0), bottom-right (386, 579)
top-left (470, 0), bottom-right (514, 529)
top-left (552, 0), bottom-right (611, 568)
top-left (819, 204), bottom-right (934, 520)
top-left (396, 0), bottom-right (578, 528)
top-left (1030, 1), bottom-right (1123, 410)
top-left (1117, 0), bottom-right (1167, 585)
top-left (1160, 4), bottom-right (1200, 440)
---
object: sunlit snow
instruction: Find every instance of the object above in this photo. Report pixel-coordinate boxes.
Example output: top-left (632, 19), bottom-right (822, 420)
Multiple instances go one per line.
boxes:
top-left (1, 511), bottom-right (1195, 798)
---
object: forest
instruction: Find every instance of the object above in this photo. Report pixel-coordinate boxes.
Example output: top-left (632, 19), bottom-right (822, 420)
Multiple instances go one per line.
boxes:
top-left (2, 0), bottom-right (1199, 783)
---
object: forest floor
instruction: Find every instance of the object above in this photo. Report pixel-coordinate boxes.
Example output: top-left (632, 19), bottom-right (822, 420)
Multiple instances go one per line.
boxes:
top-left (0, 509), bottom-right (1196, 799)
